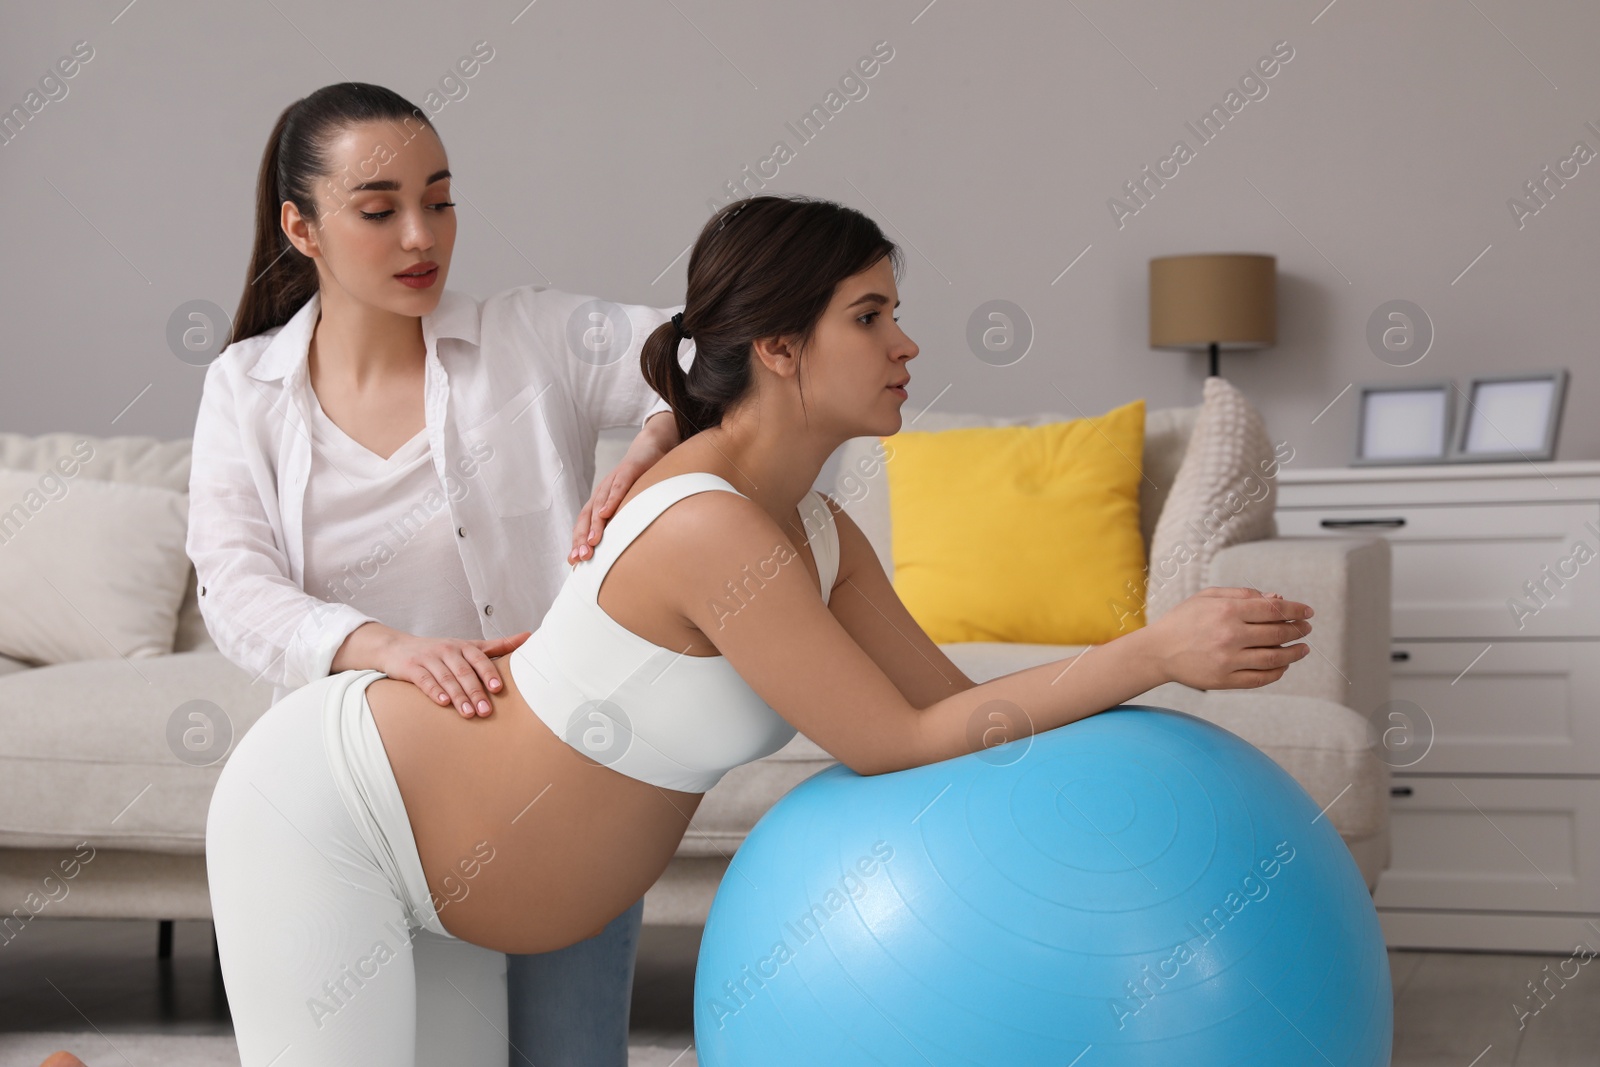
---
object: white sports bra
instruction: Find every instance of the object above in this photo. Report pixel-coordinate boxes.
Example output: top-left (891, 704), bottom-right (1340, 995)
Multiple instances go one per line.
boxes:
top-left (509, 472), bottom-right (840, 793)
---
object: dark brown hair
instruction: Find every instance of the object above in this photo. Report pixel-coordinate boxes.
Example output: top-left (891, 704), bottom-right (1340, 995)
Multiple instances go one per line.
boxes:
top-left (229, 82), bottom-right (436, 346)
top-left (641, 196), bottom-right (902, 442)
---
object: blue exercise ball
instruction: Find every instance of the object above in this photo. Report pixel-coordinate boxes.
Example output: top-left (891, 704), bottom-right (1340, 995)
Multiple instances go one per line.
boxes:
top-left (694, 705), bottom-right (1392, 1066)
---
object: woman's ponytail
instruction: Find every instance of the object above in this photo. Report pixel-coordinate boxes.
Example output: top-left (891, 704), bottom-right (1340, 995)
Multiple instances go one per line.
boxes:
top-left (229, 104), bottom-right (318, 348)
top-left (640, 319), bottom-right (718, 444)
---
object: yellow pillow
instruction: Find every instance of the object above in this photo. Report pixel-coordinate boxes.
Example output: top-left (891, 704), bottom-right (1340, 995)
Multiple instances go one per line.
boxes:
top-left (884, 398), bottom-right (1147, 645)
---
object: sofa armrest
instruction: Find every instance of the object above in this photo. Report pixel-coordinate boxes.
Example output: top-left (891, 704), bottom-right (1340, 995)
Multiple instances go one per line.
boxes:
top-left (1167, 689), bottom-right (1391, 889)
top-left (1206, 536), bottom-right (1391, 718)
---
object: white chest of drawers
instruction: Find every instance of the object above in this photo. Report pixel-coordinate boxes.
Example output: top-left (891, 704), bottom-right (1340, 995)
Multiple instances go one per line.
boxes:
top-left (1278, 461), bottom-right (1600, 952)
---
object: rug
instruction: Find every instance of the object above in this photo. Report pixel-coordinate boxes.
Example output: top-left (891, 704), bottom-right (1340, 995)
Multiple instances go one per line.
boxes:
top-left (0, 1033), bottom-right (697, 1066)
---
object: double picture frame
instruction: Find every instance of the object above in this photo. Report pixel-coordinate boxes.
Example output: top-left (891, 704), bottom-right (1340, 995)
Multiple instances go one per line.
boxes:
top-left (1352, 370), bottom-right (1569, 466)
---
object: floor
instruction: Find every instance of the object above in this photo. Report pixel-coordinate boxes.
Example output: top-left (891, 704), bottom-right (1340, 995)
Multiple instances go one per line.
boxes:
top-left (1, 920), bottom-right (1596, 1064)
top-left (0, 919), bottom-right (701, 1065)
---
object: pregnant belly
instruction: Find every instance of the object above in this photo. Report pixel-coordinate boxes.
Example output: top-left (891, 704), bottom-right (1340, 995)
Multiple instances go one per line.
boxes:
top-left (364, 657), bottom-right (701, 955)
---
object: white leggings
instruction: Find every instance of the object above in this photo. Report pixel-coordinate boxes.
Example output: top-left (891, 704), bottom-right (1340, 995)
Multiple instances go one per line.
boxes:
top-left (206, 669), bottom-right (510, 1067)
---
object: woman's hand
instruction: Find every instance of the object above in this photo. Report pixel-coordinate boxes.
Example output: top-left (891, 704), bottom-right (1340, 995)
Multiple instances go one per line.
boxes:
top-left (335, 622), bottom-right (532, 717)
top-left (569, 413), bottom-right (679, 564)
top-left (1145, 586), bottom-right (1314, 691)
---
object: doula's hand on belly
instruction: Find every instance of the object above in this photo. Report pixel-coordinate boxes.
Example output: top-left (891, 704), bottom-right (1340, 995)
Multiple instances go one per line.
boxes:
top-left (334, 621), bottom-right (532, 718)
top-left (362, 655), bottom-right (703, 955)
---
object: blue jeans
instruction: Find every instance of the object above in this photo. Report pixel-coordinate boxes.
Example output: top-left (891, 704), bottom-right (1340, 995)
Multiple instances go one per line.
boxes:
top-left (506, 895), bottom-right (645, 1066)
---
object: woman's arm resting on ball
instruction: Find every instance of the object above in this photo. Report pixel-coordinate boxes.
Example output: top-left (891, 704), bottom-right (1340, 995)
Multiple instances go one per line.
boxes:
top-left (674, 494), bottom-right (1182, 776)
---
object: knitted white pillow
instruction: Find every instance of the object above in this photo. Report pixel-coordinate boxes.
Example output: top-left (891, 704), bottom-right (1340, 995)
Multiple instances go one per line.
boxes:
top-left (1144, 376), bottom-right (1279, 621)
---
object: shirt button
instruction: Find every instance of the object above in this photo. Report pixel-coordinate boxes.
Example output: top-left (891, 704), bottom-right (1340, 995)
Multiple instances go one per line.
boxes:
top-left (484, 604), bottom-right (494, 616)
top-left (199, 585), bottom-right (206, 596)
top-left (457, 526), bottom-right (466, 538)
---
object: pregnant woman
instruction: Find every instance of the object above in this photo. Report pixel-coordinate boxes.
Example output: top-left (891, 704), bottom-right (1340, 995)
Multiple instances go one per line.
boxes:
top-left (205, 193), bottom-right (1315, 1065)
top-left (187, 83), bottom-right (695, 1065)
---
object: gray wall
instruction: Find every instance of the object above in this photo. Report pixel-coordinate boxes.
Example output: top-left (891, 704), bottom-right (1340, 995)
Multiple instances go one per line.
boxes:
top-left (3, 0), bottom-right (1595, 468)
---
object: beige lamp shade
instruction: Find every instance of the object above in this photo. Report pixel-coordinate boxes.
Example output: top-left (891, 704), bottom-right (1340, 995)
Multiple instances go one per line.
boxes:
top-left (1149, 253), bottom-right (1276, 353)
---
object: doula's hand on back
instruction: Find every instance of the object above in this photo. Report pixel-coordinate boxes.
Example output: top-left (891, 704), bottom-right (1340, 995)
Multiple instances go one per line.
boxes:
top-left (1147, 587), bottom-right (1314, 691)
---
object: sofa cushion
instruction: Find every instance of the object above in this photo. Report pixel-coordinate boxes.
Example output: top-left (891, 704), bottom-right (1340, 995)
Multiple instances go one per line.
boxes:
top-left (1145, 377), bottom-right (1279, 619)
top-left (0, 650), bottom-right (273, 854)
top-left (0, 432), bottom-right (191, 494)
top-left (882, 398), bottom-right (1148, 644)
top-left (0, 432), bottom-right (214, 656)
top-left (0, 471), bottom-right (192, 665)
top-left (830, 404), bottom-right (1199, 580)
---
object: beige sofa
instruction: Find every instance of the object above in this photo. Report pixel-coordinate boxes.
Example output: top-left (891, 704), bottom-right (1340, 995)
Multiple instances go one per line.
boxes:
top-left (0, 404), bottom-right (1391, 943)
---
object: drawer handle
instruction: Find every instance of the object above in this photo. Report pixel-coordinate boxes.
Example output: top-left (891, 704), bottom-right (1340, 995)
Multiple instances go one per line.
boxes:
top-left (1320, 517), bottom-right (1407, 529)
top-left (1390, 786), bottom-right (1414, 797)
top-left (1391, 650), bottom-right (1410, 662)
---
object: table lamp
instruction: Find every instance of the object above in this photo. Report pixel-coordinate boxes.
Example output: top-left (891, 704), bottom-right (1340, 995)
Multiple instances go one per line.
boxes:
top-left (1149, 253), bottom-right (1276, 380)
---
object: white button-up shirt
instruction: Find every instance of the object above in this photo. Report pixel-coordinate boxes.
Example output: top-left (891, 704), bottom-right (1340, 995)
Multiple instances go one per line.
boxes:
top-left (186, 284), bottom-right (692, 706)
